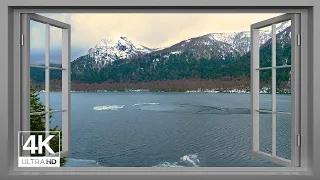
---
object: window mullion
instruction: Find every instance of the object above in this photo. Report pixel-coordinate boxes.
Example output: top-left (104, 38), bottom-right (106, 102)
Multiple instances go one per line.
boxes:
top-left (275, 65), bottom-right (291, 69)
top-left (251, 27), bottom-right (260, 152)
top-left (61, 26), bottom-right (71, 155)
top-left (30, 110), bottom-right (66, 116)
top-left (45, 23), bottom-right (50, 156)
top-left (272, 24), bottom-right (277, 157)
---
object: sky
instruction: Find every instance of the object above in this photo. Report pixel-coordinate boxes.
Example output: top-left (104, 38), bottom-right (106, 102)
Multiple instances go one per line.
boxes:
top-left (30, 13), bottom-right (282, 64)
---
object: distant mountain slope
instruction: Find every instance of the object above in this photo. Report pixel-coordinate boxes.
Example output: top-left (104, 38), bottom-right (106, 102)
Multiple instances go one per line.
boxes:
top-left (150, 21), bottom-right (290, 59)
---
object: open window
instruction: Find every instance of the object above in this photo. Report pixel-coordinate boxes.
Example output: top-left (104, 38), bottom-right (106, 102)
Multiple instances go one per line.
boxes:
top-left (251, 13), bottom-right (301, 167)
top-left (20, 13), bottom-right (71, 157)
top-left (15, 11), bottom-right (306, 169)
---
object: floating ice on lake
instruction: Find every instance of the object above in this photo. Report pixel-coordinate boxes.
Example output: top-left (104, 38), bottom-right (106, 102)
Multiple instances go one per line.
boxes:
top-left (180, 154), bottom-right (200, 167)
top-left (133, 102), bottom-right (160, 106)
top-left (93, 105), bottom-right (125, 111)
top-left (153, 153), bottom-right (200, 167)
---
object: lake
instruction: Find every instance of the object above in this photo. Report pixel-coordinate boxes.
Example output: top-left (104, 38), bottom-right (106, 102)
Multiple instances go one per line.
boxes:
top-left (39, 92), bottom-right (291, 167)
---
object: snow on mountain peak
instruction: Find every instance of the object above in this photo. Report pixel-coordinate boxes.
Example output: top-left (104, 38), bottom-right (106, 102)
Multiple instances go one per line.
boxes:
top-left (84, 21), bottom-right (291, 68)
top-left (276, 20), bottom-right (291, 34)
top-left (87, 35), bottom-right (152, 66)
top-left (204, 21), bottom-right (291, 55)
top-left (208, 32), bottom-right (239, 45)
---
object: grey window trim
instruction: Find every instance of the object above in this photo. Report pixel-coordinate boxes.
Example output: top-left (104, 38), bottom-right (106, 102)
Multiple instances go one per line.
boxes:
top-left (9, 8), bottom-right (312, 176)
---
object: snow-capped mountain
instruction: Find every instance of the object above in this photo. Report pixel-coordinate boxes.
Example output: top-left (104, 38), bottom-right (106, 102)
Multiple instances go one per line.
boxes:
top-left (209, 21), bottom-right (290, 54)
top-left (72, 21), bottom-right (290, 75)
top-left (32, 20), bottom-right (292, 90)
top-left (87, 36), bottom-right (153, 68)
top-left (152, 34), bottom-right (236, 60)
top-left (152, 21), bottom-right (291, 58)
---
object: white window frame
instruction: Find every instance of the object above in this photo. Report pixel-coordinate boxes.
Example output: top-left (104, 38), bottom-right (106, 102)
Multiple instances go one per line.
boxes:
top-left (20, 13), bottom-right (71, 158)
top-left (251, 13), bottom-right (301, 167)
top-left (8, 8), bottom-right (312, 176)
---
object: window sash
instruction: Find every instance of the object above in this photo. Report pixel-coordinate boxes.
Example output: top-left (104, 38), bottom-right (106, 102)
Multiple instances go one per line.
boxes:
top-left (251, 13), bottom-right (301, 167)
top-left (20, 13), bottom-right (71, 158)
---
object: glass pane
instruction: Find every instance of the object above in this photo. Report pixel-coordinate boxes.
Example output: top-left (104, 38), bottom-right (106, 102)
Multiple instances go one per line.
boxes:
top-left (30, 66), bottom-right (45, 90)
top-left (259, 25), bottom-right (272, 68)
top-left (30, 20), bottom-right (46, 66)
top-left (259, 70), bottom-right (272, 111)
top-left (30, 114), bottom-right (46, 131)
top-left (50, 26), bottom-right (62, 66)
top-left (29, 113), bottom-right (60, 157)
top-left (50, 112), bottom-right (63, 158)
top-left (50, 111), bottom-right (62, 130)
top-left (276, 67), bottom-right (291, 112)
top-left (50, 69), bottom-right (62, 111)
top-left (29, 112), bottom-right (61, 157)
top-left (259, 113), bottom-right (272, 154)
top-left (30, 67), bottom-right (45, 113)
top-left (276, 20), bottom-right (292, 66)
top-left (276, 114), bottom-right (291, 160)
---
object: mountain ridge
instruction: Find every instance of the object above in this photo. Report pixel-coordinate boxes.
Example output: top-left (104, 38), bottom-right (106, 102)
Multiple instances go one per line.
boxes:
top-left (77, 21), bottom-right (290, 72)
top-left (31, 21), bottom-right (292, 92)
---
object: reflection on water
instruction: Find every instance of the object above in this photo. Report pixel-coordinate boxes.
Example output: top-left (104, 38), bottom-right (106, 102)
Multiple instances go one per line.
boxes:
top-left (134, 102), bottom-right (251, 114)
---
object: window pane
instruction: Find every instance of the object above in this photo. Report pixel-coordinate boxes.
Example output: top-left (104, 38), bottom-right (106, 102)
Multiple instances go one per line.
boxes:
top-left (30, 67), bottom-right (45, 112)
top-left (259, 25), bottom-right (272, 68)
top-left (50, 69), bottom-right (62, 111)
top-left (259, 70), bottom-right (272, 111)
top-left (30, 20), bottom-right (46, 66)
top-left (276, 114), bottom-right (291, 160)
top-left (276, 67), bottom-right (291, 112)
top-left (29, 113), bottom-right (60, 157)
top-left (276, 20), bottom-right (291, 66)
top-left (259, 113), bottom-right (272, 154)
top-left (51, 111), bottom-right (62, 130)
top-left (50, 112), bottom-right (63, 158)
top-left (50, 26), bottom-right (62, 66)
top-left (30, 114), bottom-right (46, 131)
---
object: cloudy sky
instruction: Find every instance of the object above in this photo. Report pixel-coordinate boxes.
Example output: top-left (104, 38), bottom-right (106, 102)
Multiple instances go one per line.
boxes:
top-left (30, 13), bottom-right (282, 64)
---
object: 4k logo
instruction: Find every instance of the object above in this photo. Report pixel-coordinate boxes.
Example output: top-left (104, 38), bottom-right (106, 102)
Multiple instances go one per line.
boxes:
top-left (18, 131), bottom-right (61, 167)
top-left (23, 135), bottom-right (55, 154)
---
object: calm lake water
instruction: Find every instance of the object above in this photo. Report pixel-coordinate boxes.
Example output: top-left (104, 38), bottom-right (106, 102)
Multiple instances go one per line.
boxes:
top-left (39, 92), bottom-right (291, 167)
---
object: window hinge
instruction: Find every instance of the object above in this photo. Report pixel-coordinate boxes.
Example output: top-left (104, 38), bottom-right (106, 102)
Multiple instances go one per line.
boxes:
top-left (297, 34), bottom-right (301, 46)
top-left (21, 34), bottom-right (24, 46)
top-left (297, 134), bottom-right (301, 147)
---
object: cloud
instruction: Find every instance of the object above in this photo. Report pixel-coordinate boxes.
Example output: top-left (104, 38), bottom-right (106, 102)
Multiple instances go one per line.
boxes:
top-left (65, 13), bottom-right (282, 48)
top-left (30, 13), bottom-right (283, 63)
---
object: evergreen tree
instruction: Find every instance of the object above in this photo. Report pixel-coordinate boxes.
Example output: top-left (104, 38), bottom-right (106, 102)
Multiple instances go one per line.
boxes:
top-left (30, 87), bottom-right (67, 167)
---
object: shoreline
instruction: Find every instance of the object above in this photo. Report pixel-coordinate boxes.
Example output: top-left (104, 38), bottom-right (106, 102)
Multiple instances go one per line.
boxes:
top-left (37, 89), bottom-right (291, 94)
